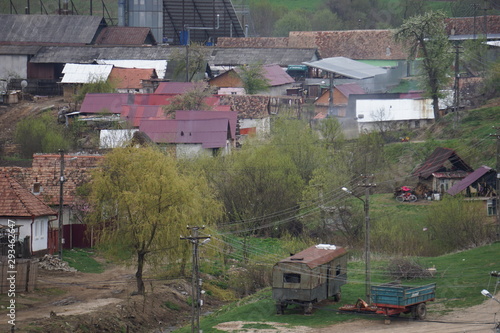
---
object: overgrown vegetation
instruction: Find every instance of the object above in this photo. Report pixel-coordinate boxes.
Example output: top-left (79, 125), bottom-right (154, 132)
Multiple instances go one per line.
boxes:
top-left (62, 248), bottom-right (104, 273)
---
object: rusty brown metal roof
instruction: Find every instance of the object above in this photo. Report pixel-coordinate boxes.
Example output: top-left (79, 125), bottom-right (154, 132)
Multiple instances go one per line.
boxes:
top-left (412, 147), bottom-right (473, 179)
top-left (279, 245), bottom-right (347, 269)
top-left (0, 172), bottom-right (56, 218)
top-left (95, 26), bottom-right (157, 45)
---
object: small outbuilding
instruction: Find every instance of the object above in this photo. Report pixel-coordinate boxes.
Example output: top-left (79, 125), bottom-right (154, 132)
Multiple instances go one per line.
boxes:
top-left (272, 244), bottom-right (347, 314)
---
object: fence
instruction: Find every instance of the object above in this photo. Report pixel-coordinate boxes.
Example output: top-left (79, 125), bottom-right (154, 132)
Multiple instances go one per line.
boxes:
top-left (0, 258), bottom-right (37, 293)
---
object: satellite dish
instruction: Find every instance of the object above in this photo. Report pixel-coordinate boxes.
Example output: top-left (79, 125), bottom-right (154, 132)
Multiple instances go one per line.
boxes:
top-left (21, 80), bottom-right (28, 89)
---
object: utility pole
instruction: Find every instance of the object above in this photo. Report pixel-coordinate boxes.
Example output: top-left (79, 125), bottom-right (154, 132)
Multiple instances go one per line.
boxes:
top-left (491, 128), bottom-right (500, 241)
top-left (359, 175), bottom-right (376, 304)
top-left (181, 226), bottom-right (210, 333)
top-left (453, 43), bottom-right (462, 129)
top-left (58, 149), bottom-right (65, 259)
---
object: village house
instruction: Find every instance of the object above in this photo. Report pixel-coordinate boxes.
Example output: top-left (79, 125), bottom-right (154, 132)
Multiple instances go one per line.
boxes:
top-left (0, 172), bottom-right (56, 256)
top-left (412, 147), bottom-right (474, 197)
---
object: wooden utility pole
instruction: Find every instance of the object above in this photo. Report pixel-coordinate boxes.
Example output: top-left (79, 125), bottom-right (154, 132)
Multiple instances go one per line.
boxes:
top-left (181, 226), bottom-right (210, 333)
top-left (491, 128), bottom-right (500, 240)
top-left (58, 150), bottom-right (65, 259)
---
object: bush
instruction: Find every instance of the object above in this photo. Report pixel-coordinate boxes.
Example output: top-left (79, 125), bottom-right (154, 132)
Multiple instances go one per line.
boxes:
top-left (387, 258), bottom-right (433, 280)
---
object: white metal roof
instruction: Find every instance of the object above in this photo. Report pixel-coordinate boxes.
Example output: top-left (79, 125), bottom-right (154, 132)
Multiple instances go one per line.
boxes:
top-left (61, 64), bottom-right (113, 84)
top-left (303, 57), bottom-right (387, 80)
top-left (97, 59), bottom-right (167, 79)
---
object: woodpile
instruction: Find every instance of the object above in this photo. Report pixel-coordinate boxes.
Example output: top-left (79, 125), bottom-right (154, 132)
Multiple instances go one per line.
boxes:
top-left (37, 254), bottom-right (77, 272)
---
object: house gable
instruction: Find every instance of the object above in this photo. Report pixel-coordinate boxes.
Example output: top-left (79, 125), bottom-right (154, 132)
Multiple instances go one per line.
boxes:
top-left (412, 147), bottom-right (473, 180)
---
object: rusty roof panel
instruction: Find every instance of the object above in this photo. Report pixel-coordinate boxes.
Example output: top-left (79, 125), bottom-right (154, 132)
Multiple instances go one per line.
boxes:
top-left (95, 26), bottom-right (156, 45)
top-left (412, 147), bottom-right (473, 179)
top-left (279, 244), bottom-right (347, 269)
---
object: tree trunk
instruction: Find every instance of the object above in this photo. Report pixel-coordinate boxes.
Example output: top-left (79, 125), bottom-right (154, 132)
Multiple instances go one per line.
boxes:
top-left (135, 251), bottom-right (146, 295)
top-left (432, 96), bottom-right (440, 120)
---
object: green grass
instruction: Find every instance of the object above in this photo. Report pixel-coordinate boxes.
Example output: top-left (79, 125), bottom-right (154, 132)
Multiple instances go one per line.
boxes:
top-left (174, 242), bottom-right (500, 332)
top-left (62, 248), bottom-right (104, 273)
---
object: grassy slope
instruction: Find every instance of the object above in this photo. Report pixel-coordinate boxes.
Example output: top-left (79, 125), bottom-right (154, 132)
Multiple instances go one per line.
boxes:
top-left (174, 242), bottom-right (500, 332)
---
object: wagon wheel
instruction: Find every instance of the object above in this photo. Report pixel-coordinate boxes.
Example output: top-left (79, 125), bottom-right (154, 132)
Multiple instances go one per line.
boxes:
top-left (412, 303), bottom-right (427, 320)
top-left (276, 302), bottom-right (287, 315)
top-left (304, 302), bottom-right (313, 315)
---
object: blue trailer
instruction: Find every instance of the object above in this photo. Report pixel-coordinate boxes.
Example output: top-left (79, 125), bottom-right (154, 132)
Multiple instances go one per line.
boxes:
top-left (371, 283), bottom-right (436, 319)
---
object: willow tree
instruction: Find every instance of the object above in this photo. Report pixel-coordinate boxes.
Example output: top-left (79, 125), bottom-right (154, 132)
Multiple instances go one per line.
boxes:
top-left (88, 147), bottom-right (222, 295)
top-left (395, 11), bottom-right (453, 119)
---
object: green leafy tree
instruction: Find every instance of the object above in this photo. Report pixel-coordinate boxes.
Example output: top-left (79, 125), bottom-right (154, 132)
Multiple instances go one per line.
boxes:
top-left (15, 114), bottom-right (69, 158)
top-left (311, 10), bottom-right (343, 31)
top-left (395, 11), bottom-right (454, 119)
top-left (250, 0), bottom-right (283, 37)
top-left (238, 63), bottom-right (270, 95)
top-left (163, 82), bottom-right (214, 115)
top-left (273, 10), bottom-right (311, 37)
top-left (74, 77), bottom-right (115, 105)
top-left (87, 147), bottom-right (223, 295)
top-left (169, 43), bottom-right (208, 82)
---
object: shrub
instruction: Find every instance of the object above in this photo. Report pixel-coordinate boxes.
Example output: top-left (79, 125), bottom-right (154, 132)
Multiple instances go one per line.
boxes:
top-left (387, 258), bottom-right (433, 280)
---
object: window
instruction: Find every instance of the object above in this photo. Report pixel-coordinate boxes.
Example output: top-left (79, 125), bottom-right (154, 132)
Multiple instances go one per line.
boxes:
top-left (336, 264), bottom-right (342, 276)
top-left (487, 199), bottom-right (497, 216)
top-left (283, 273), bottom-right (301, 283)
top-left (32, 182), bottom-right (41, 195)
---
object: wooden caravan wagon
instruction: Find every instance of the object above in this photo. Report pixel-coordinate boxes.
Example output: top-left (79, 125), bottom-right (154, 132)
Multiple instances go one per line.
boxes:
top-left (272, 244), bottom-right (347, 314)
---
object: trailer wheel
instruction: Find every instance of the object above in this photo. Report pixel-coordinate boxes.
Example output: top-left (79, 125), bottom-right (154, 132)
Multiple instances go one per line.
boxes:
top-left (304, 302), bottom-right (313, 315)
top-left (413, 303), bottom-right (426, 320)
top-left (276, 302), bottom-right (287, 315)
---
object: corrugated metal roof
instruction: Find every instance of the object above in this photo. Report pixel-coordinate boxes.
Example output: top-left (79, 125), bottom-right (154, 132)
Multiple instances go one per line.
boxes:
top-left (30, 45), bottom-right (181, 63)
top-left (336, 83), bottom-right (365, 97)
top-left (447, 166), bottom-right (494, 196)
top-left (0, 172), bottom-right (56, 218)
top-left (98, 60), bottom-right (167, 79)
top-left (447, 165), bottom-right (495, 195)
top-left (163, 0), bottom-right (244, 45)
top-left (139, 118), bottom-right (230, 148)
top-left (262, 64), bottom-right (295, 86)
top-left (303, 57), bottom-right (387, 79)
top-left (121, 105), bottom-right (166, 127)
top-left (79, 93), bottom-right (132, 114)
top-left (412, 147), bottom-right (473, 179)
top-left (61, 63), bottom-right (113, 84)
top-left (108, 67), bottom-right (157, 89)
top-left (155, 82), bottom-right (198, 94)
top-left (0, 45), bottom-right (41, 55)
top-left (209, 47), bottom-right (319, 66)
top-left (95, 26), bottom-right (156, 45)
top-left (0, 14), bottom-right (105, 45)
top-left (175, 110), bottom-right (237, 139)
top-left (278, 244), bottom-right (347, 269)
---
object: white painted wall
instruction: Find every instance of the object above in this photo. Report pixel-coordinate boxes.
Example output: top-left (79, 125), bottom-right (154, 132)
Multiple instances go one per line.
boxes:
top-left (356, 99), bottom-right (434, 122)
top-left (240, 118), bottom-right (271, 136)
top-left (100, 129), bottom-right (139, 148)
top-left (0, 55), bottom-right (28, 81)
top-left (0, 216), bottom-right (49, 253)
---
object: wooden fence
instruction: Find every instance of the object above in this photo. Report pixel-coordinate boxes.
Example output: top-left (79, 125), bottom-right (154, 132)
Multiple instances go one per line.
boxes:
top-left (0, 258), bottom-right (37, 293)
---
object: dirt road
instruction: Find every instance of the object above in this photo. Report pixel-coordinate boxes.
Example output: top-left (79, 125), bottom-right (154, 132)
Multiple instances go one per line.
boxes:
top-left (214, 295), bottom-right (500, 333)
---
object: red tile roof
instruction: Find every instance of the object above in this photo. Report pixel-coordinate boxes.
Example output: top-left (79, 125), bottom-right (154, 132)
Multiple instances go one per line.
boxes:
top-left (108, 67), bottom-right (157, 89)
top-left (445, 15), bottom-right (500, 36)
top-left (95, 26), bottom-right (156, 45)
top-left (218, 30), bottom-right (408, 60)
top-left (0, 172), bottom-right (56, 218)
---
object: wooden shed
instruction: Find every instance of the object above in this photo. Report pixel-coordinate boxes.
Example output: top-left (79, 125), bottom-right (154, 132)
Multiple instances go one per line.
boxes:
top-left (272, 244), bottom-right (347, 314)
